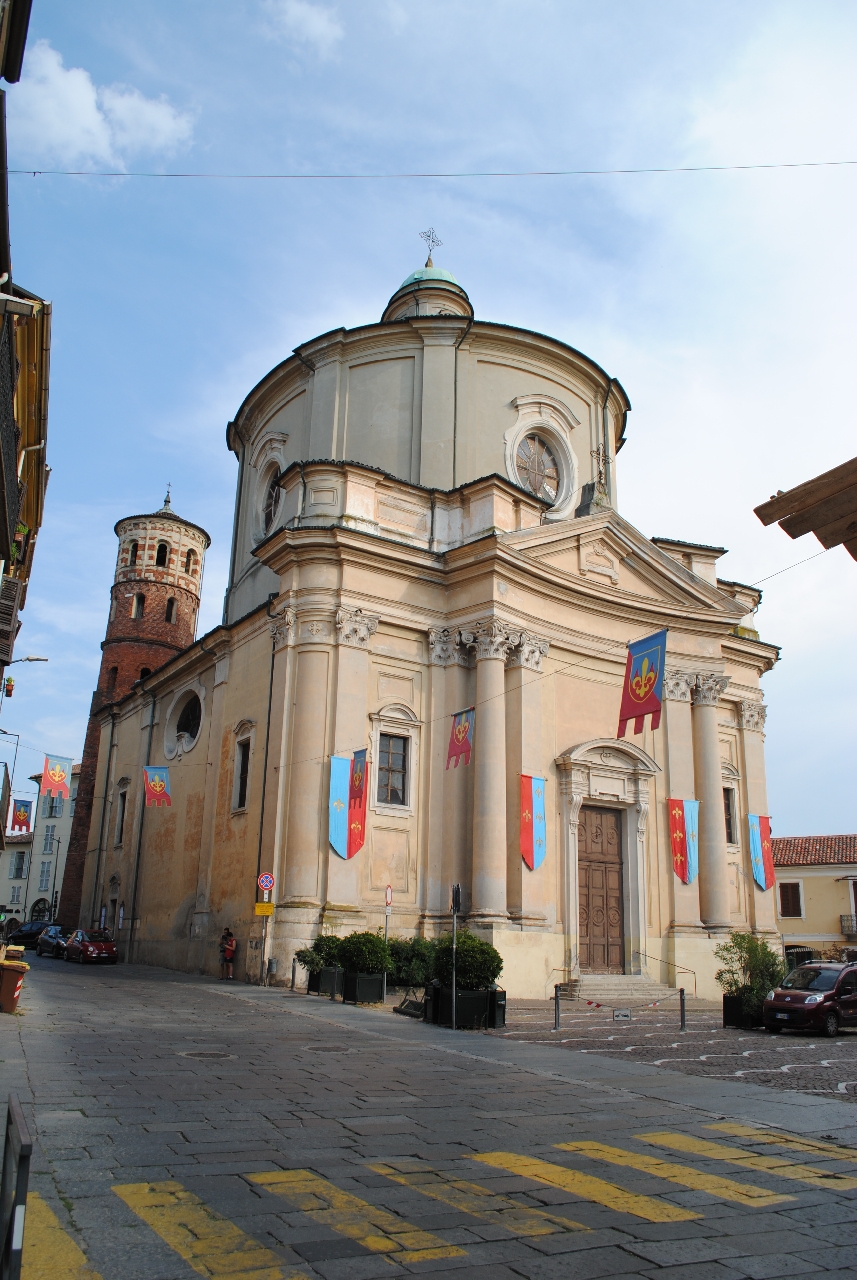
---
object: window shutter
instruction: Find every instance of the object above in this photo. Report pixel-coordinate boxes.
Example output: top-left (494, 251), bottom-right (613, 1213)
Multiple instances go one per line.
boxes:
top-left (0, 573), bottom-right (21, 664)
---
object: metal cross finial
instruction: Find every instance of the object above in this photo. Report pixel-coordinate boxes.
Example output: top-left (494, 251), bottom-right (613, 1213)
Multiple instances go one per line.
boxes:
top-left (419, 227), bottom-right (442, 266)
top-left (163, 482), bottom-right (172, 509)
top-left (591, 446), bottom-right (609, 494)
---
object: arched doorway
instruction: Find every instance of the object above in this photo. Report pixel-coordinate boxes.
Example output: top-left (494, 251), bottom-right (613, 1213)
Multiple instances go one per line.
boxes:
top-left (578, 807), bottom-right (623, 972)
top-left (30, 898), bottom-right (51, 921)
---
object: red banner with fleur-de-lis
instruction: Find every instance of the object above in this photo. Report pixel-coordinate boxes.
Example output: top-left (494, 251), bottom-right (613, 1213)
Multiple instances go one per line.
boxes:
top-left (446, 708), bottom-right (475, 769)
top-left (347, 749), bottom-right (368, 859)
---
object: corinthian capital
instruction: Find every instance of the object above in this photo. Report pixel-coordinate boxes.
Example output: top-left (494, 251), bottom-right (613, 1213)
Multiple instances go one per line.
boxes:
top-left (428, 627), bottom-right (470, 667)
top-left (663, 669), bottom-right (694, 702)
top-left (506, 631), bottom-right (550, 672)
top-left (269, 605), bottom-right (296, 650)
top-left (461, 618), bottom-right (522, 661)
top-left (691, 673), bottom-right (730, 706)
top-left (739, 700), bottom-right (767, 732)
top-left (335, 607), bottom-right (379, 649)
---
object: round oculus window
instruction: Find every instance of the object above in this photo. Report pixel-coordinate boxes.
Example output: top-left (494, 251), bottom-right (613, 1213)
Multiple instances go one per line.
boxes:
top-left (263, 472), bottom-right (280, 533)
top-left (516, 435), bottom-right (559, 503)
top-left (176, 694), bottom-right (202, 744)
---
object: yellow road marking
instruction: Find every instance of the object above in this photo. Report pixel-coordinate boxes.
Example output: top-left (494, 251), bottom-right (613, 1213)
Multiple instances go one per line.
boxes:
top-left (556, 1141), bottom-right (792, 1208)
top-left (369, 1160), bottom-right (589, 1236)
top-left (473, 1152), bottom-right (699, 1222)
top-left (637, 1132), bottom-right (857, 1191)
top-left (709, 1123), bottom-right (857, 1162)
top-left (247, 1169), bottom-right (465, 1264)
top-left (112, 1181), bottom-right (306, 1279)
top-left (22, 1192), bottom-right (103, 1280)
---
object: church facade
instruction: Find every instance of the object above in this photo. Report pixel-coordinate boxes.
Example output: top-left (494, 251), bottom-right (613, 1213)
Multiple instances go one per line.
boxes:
top-left (76, 261), bottom-right (780, 998)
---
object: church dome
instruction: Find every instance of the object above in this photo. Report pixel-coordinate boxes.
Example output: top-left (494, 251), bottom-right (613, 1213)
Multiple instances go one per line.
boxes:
top-left (398, 265), bottom-right (460, 288)
top-left (382, 260), bottom-right (473, 323)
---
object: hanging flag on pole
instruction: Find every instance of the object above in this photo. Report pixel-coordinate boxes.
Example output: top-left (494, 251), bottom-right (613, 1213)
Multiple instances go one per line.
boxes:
top-left (347, 749), bottom-right (368, 858)
top-left (143, 767), bottom-right (172, 807)
top-left (668, 798), bottom-right (699, 883)
top-left (41, 754), bottom-right (72, 800)
top-left (749, 814), bottom-right (774, 889)
top-left (329, 755), bottom-right (350, 858)
top-left (10, 798), bottom-right (32, 833)
top-left (520, 775), bottom-right (547, 870)
top-left (446, 707), bottom-right (475, 769)
top-left (617, 630), bottom-right (667, 738)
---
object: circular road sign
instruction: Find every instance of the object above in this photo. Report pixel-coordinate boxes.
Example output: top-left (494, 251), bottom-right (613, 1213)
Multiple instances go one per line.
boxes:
top-left (258, 873), bottom-right (275, 892)
top-left (385, 885), bottom-right (393, 907)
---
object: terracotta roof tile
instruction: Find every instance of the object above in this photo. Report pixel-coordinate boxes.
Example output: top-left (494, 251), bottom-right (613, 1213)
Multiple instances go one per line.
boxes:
top-left (772, 835), bottom-right (857, 866)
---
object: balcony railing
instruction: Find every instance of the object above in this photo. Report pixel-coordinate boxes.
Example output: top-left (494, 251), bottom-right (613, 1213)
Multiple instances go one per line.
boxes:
top-left (841, 915), bottom-right (857, 939)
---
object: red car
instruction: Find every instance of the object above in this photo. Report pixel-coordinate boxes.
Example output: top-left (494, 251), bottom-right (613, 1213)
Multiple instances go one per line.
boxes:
top-left (64, 929), bottom-right (118, 965)
top-left (763, 962), bottom-right (857, 1036)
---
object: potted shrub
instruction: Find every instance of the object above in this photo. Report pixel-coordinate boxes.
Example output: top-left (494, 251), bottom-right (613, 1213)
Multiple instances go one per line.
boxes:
top-left (338, 931), bottom-right (393, 1004)
top-left (431, 930), bottom-right (505, 1029)
top-left (388, 936), bottom-right (437, 989)
top-left (715, 931), bottom-right (785, 1028)
top-left (295, 935), bottom-right (343, 997)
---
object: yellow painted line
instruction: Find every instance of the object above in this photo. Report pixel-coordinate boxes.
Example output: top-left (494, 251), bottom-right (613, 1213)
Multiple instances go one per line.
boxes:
top-left (637, 1132), bottom-right (857, 1191)
top-left (709, 1123), bottom-right (857, 1162)
top-left (247, 1169), bottom-right (465, 1264)
top-left (369, 1161), bottom-right (589, 1236)
top-left (22, 1192), bottom-right (103, 1280)
top-left (112, 1181), bottom-right (307, 1279)
top-left (473, 1152), bottom-right (699, 1222)
top-left (556, 1141), bottom-right (793, 1208)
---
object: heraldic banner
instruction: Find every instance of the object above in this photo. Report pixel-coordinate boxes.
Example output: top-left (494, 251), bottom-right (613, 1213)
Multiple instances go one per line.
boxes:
top-left (617, 629), bottom-right (667, 738)
top-left (42, 754), bottom-right (73, 799)
top-left (520, 775), bottom-right (547, 870)
top-left (749, 814), bottom-right (774, 890)
top-left (347, 749), bottom-right (368, 859)
top-left (144, 767), bottom-right (172, 807)
top-left (668, 798), bottom-right (699, 884)
top-left (10, 798), bottom-right (32, 832)
top-left (329, 755), bottom-right (351, 859)
top-left (446, 707), bottom-right (475, 769)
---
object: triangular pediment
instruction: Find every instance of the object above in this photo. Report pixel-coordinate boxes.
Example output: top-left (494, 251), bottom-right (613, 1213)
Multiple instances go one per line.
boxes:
top-left (503, 511), bottom-right (744, 616)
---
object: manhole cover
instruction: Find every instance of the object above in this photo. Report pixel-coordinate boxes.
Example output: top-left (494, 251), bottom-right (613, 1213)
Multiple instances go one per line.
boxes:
top-left (302, 1044), bottom-right (351, 1053)
top-left (179, 1051), bottom-right (236, 1060)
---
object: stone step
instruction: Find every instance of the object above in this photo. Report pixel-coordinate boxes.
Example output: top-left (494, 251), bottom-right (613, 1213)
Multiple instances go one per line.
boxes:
top-left (574, 975), bottom-right (678, 1005)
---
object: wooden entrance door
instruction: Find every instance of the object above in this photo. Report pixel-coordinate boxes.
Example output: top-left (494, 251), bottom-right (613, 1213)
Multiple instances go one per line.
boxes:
top-left (578, 807), bottom-right (624, 972)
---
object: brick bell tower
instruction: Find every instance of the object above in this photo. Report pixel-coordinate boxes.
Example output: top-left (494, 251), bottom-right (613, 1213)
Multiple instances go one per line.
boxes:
top-left (58, 492), bottom-right (211, 928)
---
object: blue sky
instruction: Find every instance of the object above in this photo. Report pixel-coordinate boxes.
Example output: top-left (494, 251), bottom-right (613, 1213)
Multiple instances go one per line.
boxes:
top-left (2, 0), bottom-right (855, 833)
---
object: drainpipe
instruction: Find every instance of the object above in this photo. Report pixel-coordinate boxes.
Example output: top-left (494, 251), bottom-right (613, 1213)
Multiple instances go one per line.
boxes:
top-left (602, 378), bottom-right (615, 506)
top-left (127, 687), bottom-right (157, 964)
top-left (88, 709), bottom-right (117, 928)
top-left (223, 424), bottom-right (245, 625)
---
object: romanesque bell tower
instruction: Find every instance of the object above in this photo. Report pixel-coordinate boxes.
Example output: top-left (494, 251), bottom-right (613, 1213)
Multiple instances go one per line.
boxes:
top-left (58, 493), bottom-right (210, 927)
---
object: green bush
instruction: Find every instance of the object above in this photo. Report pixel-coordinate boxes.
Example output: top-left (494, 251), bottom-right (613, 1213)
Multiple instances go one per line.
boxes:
top-left (295, 935), bottom-right (343, 973)
top-left (294, 947), bottom-right (323, 974)
top-left (714, 931), bottom-right (785, 1024)
top-left (433, 930), bottom-right (503, 990)
top-left (388, 937), bottom-right (437, 987)
top-left (338, 931), bottom-right (393, 975)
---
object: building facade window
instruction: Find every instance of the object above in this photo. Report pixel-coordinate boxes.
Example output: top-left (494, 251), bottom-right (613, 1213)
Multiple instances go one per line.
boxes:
top-left (723, 788), bottom-right (735, 844)
top-left (778, 882), bottom-right (803, 918)
top-left (115, 791), bottom-right (127, 845)
top-left (38, 860), bottom-right (51, 892)
top-left (71, 785), bottom-right (77, 816)
top-left (9, 850), bottom-right (25, 879)
top-left (140, 667), bottom-right (151, 681)
top-left (234, 739), bottom-right (250, 810)
top-left (132, 593), bottom-right (145, 618)
top-left (156, 542), bottom-right (169, 567)
top-left (515, 434), bottom-right (559, 503)
top-left (129, 541), bottom-right (138, 565)
top-left (42, 824), bottom-right (56, 854)
top-left (30, 899), bottom-right (50, 921)
top-left (106, 666), bottom-right (118, 694)
top-left (165, 598), bottom-right (177, 624)
top-left (42, 795), bottom-right (62, 818)
top-left (377, 734), bottom-right (408, 806)
top-left (184, 549), bottom-right (195, 574)
top-left (263, 472), bottom-right (280, 533)
top-left (176, 694), bottom-right (202, 745)
top-left (9, 885), bottom-right (21, 904)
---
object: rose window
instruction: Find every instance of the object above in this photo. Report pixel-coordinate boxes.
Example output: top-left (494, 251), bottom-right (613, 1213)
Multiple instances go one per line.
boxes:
top-left (515, 435), bottom-right (559, 503)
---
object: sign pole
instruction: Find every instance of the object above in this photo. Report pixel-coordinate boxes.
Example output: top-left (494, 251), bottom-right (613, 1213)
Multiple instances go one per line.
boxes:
top-left (451, 883), bottom-right (460, 1031)
top-left (383, 884), bottom-right (392, 1004)
top-left (256, 873), bottom-right (275, 985)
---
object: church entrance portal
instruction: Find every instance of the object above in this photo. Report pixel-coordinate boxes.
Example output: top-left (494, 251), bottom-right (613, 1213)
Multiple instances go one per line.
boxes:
top-left (578, 807), bottom-right (624, 973)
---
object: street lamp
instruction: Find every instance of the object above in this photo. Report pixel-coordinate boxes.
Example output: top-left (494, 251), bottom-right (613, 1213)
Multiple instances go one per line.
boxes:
top-left (0, 655), bottom-right (48, 716)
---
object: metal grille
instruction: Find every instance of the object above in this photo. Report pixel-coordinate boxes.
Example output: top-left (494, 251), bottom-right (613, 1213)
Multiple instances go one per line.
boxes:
top-left (0, 315), bottom-right (18, 565)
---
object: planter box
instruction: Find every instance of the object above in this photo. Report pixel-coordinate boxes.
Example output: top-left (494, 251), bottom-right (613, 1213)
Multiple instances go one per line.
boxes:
top-left (426, 985), bottom-right (506, 1029)
top-left (343, 971), bottom-right (384, 1004)
top-left (722, 994), bottom-right (759, 1029)
top-left (307, 966), bottom-right (343, 997)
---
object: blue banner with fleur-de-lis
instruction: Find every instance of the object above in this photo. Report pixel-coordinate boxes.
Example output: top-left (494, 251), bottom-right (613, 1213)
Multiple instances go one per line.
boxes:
top-left (521, 775), bottom-right (547, 870)
top-left (329, 755), bottom-right (351, 858)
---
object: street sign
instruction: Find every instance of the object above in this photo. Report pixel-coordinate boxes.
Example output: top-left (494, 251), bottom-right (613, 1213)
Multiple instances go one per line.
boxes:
top-left (385, 885), bottom-right (393, 907)
top-left (258, 873), bottom-right (274, 893)
top-left (613, 1008), bottom-right (631, 1022)
top-left (255, 902), bottom-right (274, 916)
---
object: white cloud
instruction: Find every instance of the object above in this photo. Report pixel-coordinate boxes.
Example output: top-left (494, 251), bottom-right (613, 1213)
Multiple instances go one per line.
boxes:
top-left (8, 40), bottom-right (193, 168)
top-left (265, 0), bottom-right (343, 57)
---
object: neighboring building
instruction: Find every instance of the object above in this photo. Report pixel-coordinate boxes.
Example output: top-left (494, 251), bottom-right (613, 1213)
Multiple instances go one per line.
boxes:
top-left (755, 456), bottom-right (857, 565)
top-left (0, 829), bottom-right (32, 933)
top-left (57, 495), bottom-right (209, 927)
top-left (772, 835), bottom-right (857, 962)
top-left (17, 763), bottom-right (80, 923)
top-left (76, 259), bottom-right (779, 998)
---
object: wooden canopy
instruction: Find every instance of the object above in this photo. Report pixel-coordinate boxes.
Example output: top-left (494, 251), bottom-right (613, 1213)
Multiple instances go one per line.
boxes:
top-left (754, 456), bottom-right (857, 563)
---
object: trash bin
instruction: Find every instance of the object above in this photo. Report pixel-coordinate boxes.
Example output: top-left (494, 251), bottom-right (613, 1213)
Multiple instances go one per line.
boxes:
top-left (267, 957), bottom-right (278, 977)
top-left (0, 961), bottom-right (29, 1014)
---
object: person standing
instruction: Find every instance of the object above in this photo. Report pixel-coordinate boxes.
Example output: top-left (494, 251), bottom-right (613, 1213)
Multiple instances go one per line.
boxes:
top-left (219, 928), bottom-right (236, 980)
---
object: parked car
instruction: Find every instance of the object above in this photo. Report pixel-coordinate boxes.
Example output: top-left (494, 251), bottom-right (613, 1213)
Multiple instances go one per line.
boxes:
top-left (35, 924), bottom-right (69, 958)
top-left (64, 929), bottom-right (118, 965)
top-left (763, 962), bottom-right (857, 1036)
top-left (6, 920), bottom-right (50, 950)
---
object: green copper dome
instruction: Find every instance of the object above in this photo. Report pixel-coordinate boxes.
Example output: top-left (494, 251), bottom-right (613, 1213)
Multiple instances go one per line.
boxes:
top-left (399, 265), bottom-right (460, 288)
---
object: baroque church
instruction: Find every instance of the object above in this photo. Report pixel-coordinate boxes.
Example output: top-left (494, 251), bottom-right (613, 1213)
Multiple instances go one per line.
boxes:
top-left (61, 255), bottom-right (779, 998)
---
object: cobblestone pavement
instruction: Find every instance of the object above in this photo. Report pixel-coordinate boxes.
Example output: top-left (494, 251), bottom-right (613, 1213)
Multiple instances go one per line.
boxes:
top-left (5, 954), bottom-right (857, 1280)
top-left (490, 1000), bottom-right (857, 1103)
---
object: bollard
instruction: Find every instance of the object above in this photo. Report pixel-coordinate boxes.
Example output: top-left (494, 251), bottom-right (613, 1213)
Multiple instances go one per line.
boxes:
top-left (291, 956), bottom-right (297, 991)
top-left (680, 986), bottom-right (686, 1031)
top-left (330, 966), bottom-right (339, 1001)
top-left (554, 984), bottom-right (561, 1032)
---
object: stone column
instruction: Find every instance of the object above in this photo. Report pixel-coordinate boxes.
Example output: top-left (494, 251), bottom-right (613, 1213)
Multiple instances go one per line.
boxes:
top-left (691, 673), bottom-right (731, 928)
top-left (463, 620), bottom-right (520, 923)
top-left (662, 670), bottom-right (703, 930)
top-left (505, 631), bottom-right (550, 925)
top-left (283, 619), bottom-right (334, 906)
top-left (425, 628), bottom-right (473, 923)
top-left (739, 700), bottom-right (777, 934)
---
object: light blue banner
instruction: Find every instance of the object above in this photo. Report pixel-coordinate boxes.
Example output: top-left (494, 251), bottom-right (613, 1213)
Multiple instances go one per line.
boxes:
top-left (748, 814), bottom-right (764, 889)
top-left (329, 755), bottom-right (350, 858)
top-left (532, 776), bottom-right (547, 870)
top-left (684, 800), bottom-right (700, 884)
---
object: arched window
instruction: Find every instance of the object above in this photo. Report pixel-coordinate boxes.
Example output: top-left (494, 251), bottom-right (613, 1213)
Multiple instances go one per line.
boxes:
top-left (165, 598), bottom-right (176, 624)
top-left (129, 541), bottom-right (139, 566)
top-left (132, 594), bottom-right (145, 618)
top-left (140, 668), bottom-right (151, 681)
top-left (176, 694), bottom-right (202, 743)
top-left (156, 542), bottom-right (169, 567)
top-left (263, 472), bottom-right (280, 533)
top-left (106, 666), bottom-right (118, 693)
top-left (184, 549), bottom-right (195, 574)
